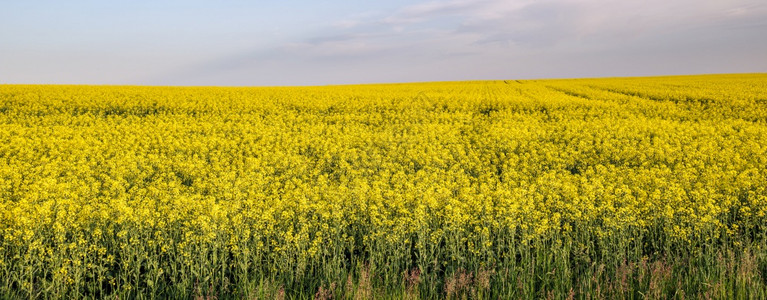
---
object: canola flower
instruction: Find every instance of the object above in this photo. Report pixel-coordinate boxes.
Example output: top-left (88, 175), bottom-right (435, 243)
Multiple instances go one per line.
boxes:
top-left (0, 74), bottom-right (766, 298)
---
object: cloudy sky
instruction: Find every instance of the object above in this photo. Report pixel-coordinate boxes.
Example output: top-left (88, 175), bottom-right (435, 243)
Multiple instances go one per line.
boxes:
top-left (1, 0), bottom-right (766, 86)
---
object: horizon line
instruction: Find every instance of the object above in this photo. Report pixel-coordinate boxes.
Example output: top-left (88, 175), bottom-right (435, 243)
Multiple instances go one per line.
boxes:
top-left (1, 72), bottom-right (765, 89)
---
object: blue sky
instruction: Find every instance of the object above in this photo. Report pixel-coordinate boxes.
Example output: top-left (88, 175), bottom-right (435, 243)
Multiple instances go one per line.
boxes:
top-left (1, 0), bottom-right (766, 86)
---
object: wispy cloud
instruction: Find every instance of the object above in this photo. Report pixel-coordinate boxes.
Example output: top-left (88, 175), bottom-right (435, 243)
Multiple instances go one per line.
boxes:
top-left (149, 0), bottom-right (767, 85)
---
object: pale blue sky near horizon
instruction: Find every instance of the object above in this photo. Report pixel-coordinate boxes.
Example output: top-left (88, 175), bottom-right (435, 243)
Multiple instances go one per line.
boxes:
top-left (1, 0), bottom-right (766, 86)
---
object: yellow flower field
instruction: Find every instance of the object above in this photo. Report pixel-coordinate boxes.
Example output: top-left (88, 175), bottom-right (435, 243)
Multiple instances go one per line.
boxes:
top-left (1, 74), bottom-right (766, 298)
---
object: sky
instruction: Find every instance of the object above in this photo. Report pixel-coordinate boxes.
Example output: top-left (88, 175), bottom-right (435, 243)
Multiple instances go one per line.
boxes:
top-left (1, 0), bottom-right (766, 86)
